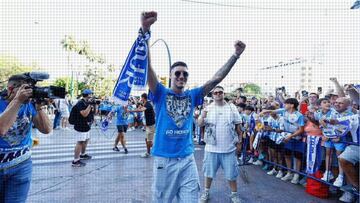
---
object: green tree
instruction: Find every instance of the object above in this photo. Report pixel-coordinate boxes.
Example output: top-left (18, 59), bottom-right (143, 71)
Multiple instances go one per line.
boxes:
top-left (244, 83), bottom-right (262, 95)
top-left (0, 56), bottom-right (36, 88)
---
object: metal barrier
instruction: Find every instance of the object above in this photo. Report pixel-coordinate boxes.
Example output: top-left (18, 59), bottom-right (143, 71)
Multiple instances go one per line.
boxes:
top-left (239, 137), bottom-right (360, 197)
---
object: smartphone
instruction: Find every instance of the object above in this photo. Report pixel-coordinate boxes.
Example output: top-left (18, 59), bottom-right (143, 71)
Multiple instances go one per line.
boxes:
top-left (264, 121), bottom-right (268, 126)
top-left (302, 90), bottom-right (309, 97)
top-left (317, 87), bottom-right (322, 94)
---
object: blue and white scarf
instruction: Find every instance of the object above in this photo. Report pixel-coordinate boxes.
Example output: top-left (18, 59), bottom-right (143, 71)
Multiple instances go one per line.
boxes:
top-left (112, 29), bottom-right (151, 104)
top-left (306, 135), bottom-right (321, 174)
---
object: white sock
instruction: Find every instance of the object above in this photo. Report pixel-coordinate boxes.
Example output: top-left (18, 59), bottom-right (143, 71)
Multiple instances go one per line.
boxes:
top-left (205, 188), bottom-right (210, 193)
top-left (73, 158), bottom-right (80, 162)
top-left (231, 191), bottom-right (238, 196)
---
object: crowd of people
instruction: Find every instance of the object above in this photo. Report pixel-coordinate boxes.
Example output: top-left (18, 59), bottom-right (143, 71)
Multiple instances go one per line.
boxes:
top-left (0, 10), bottom-right (358, 203)
top-left (192, 78), bottom-right (359, 203)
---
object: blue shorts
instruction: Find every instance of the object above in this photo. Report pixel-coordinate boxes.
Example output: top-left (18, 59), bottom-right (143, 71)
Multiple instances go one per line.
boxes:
top-left (152, 154), bottom-right (200, 203)
top-left (284, 139), bottom-right (305, 153)
top-left (324, 140), bottom-right (346, 151)
top-left (203, 151), bottom-right (239, 181)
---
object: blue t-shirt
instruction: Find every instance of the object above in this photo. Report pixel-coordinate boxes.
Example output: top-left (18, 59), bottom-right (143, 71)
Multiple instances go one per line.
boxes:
top-left (113, 105), bottom-right (128, 126)
top-left (151, 83), bottom-right (204, 158)
top-left (0, 99), bottom-right (37, 169)
top-left (276, 108), bottom-right (305, 133)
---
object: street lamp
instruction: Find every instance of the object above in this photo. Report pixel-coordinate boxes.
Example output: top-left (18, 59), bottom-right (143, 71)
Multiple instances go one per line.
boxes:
top-left (150, 39), bottom-right (172, 88)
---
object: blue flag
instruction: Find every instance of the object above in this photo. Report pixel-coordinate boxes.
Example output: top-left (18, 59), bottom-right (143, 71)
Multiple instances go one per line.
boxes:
top-left (100, 118), bottom-right (109, 132)
top-left (112, 29), bottom-right (151, 104)
top-left (351, 0), bottom-right (360, 9)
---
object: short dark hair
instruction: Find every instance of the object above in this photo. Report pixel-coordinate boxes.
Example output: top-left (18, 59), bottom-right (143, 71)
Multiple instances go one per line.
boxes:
top-left (237, 103), bottom-right (246, 109)
top-left (170, 61), bottom-right (188, 71)
top-left (244, 105), bottom-right (255, 111)
top-left (141, 93), bottom-right (147, 100)
top-left (82, 93), bottom-right (89, 98)
top-left (317, 98), bottom-right (330, 106)
top-left (239, 96), bottom-right (247, 102)
top-left (213, 86), bottom-right (224, 91)
top-left (309, 92), bottom-right (319, 99)
top-left (8, 74), bottom-right (27, 83)
top-left (284, 98), bottom-right (299, 109)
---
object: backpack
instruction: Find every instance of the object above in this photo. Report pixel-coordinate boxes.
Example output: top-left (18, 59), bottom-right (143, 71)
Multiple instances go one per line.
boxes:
top-left (69, 100), bottom-right (85, 125)
top-left (68, 104), bottom-right (79, 125)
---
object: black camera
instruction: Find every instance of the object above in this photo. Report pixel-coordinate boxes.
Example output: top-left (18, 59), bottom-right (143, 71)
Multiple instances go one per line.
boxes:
top-left (20, 72), bottom-right (66, 100)
top-left (87, 98), bottom-right (101, 105)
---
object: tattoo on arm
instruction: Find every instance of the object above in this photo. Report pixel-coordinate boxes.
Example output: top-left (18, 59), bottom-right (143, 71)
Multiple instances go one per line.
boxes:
top-left (202, 55), bottom-right (238, 97)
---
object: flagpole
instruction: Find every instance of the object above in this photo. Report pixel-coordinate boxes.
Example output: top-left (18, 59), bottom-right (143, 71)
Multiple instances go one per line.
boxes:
top-left (150, 39), bottom-right (172, 88)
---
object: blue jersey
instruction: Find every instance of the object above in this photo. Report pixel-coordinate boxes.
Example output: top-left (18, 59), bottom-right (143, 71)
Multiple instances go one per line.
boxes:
top-left (276, 108), bottom-right (305, 133)
top-left (113, 105), bottom-right (128, 125)
top-left (0, 99), bottom-right (37, 169)
top-left (314, 108), bottom-right (338, 122)
top-left (151, 83), bottom-right (203, 158)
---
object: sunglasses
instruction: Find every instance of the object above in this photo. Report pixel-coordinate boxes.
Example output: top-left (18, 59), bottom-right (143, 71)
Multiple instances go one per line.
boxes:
top-left (174, 71), bottom-right (189, 78)
top-left (213, 91), bottom-right (224, 95)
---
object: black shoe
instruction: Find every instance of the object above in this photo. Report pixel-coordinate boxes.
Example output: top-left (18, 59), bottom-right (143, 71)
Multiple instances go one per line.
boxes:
top-left (72, 160), bottom-right (86, 167)
top-left (80, 154), bottom-right (92, 160)
top-left (124, 148), bottom-right (128, 154)
top-left (113, 146), bottom-right (120, 152)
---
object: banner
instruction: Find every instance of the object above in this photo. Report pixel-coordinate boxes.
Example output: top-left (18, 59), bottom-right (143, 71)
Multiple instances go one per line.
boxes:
top-left (306, 136), bottom-right (321, 174)
top-left (321, 119), bottom-right (351, 138)
top-left (112, 29), bottom-right (151, 104)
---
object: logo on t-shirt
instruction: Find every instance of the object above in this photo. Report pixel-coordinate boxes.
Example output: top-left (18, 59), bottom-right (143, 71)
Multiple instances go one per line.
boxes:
top-left (166, 94), bottom-right (191, 128)
top-left (2, 115), bottom-right (32, 146)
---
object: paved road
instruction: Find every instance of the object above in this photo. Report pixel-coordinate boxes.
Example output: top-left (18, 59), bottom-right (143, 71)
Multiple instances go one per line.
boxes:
top-left (27, 125), bottom-right (339, 203)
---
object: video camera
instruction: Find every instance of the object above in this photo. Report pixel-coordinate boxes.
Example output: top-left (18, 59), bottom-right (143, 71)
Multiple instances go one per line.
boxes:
top-left (87, 97), bottom-right (101, 105)
top-left (16, 72), bottom-right (66, 101)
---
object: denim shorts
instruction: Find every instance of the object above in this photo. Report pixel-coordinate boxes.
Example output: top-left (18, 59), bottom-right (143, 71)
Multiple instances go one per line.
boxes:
top-left (0, 158), bottom-right (32, 203)
top-left (152, 154), bottom-right (200, 203)
top-left (203, 151), bottom-right (239, 181)
top-left (339, 145), bottom-right (359, 165)
top-left (324, 140), bottom-right (346, 151)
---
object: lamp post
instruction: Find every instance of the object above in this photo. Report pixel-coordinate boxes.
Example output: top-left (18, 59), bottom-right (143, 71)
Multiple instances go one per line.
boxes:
top-left (150, 39), bottom-right (172, 88)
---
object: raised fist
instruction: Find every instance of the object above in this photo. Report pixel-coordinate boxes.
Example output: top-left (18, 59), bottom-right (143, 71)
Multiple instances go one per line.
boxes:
top-left (234, 41), bottom-right (246, 57)
top-left (141, 11), bottom-right (157, 33)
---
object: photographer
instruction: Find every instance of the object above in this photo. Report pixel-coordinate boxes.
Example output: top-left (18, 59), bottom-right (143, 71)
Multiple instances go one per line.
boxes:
top-left (71, 89), bottom-right (97, 167)
top-left (0, 74), bottom-right (52, 203)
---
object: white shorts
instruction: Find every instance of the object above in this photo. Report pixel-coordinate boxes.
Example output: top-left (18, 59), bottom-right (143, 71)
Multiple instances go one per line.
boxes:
top-left (75, 131), bottom-right (90, 142)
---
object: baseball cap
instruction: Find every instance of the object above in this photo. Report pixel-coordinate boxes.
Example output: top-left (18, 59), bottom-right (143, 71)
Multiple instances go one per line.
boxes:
top-left (82, 89), bottom-right (93, 95)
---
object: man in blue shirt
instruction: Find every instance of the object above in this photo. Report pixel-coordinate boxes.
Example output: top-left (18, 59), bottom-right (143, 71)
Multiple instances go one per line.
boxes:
top-left (111, 104), bottom-right (129, 153)
top-left (140, 11), bottom-right (246, 202)
top-left (0, 74), bottom-right (52, 203)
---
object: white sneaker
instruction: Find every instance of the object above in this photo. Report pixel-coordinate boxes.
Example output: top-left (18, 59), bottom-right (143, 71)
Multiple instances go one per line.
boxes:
top-left (276, 170), bottom-right (284, 179)
top-left (281, 172), bottom-right (293, 181)
top-left (131, 127), bottom-right (136, 131)
top-left (267, 168), bottom-right (277, 176)
top-left (321, 171), bottom-right (334, 181)
top-left (333, 175), bottom-right (344, 187)
top-left (339, 191), bottom-right (355, 203)
top-left (200, 191), bottom-right (210, 202)
top-left (230, 193), bottom-right (241, 203)
top-left (141, 152), bottom-right (150, 158)
top-left (248, 157), bottom-right (254, 164)
top-left (253, 160), bottom-right (263, 166)
top-left (291, 174), bottom-right (300, 184)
